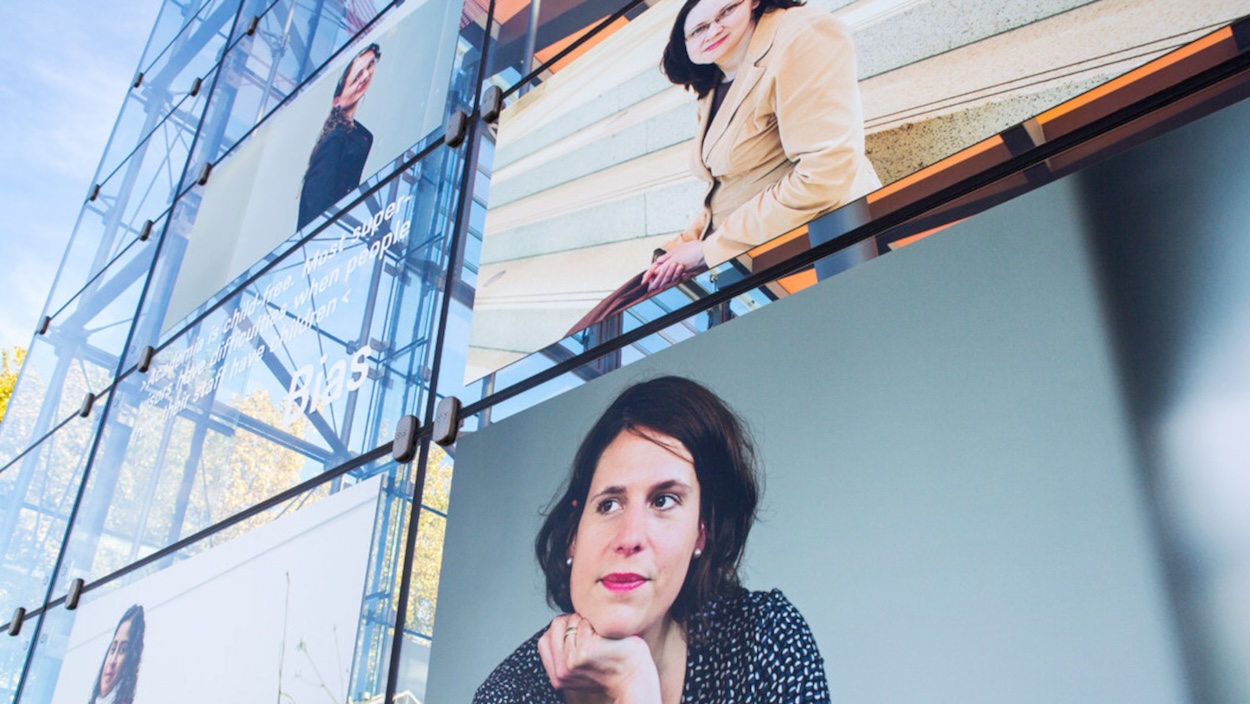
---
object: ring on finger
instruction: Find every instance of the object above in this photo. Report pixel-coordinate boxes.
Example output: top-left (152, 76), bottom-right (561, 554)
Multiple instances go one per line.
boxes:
top-left (563, 625), bottom-right (578, 639)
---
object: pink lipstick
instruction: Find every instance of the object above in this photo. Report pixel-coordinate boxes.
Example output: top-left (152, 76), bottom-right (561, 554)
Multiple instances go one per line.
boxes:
top-left (601, 573), bottom-right (647, 592)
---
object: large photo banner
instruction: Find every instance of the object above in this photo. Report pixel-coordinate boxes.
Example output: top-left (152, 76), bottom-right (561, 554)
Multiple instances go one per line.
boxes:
top-left (49, 477), bottom-right (381, 704)
top-left (432, 177), bottom-right (1187, 702)
top-left (464, 0), bottom-right (1250, 380)
top-left (165, 0), bottom-right (463, 330)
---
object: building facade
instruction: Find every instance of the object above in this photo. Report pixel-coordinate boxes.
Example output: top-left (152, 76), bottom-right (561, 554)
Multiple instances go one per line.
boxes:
top-left (2, 1), bottom-right (1250, 703)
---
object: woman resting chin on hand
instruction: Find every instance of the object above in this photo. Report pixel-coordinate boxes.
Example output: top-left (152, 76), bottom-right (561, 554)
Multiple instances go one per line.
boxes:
top-left (474, 377), bottom-right (831, 704)
top-left (537, 613), bottom-right (663, 703)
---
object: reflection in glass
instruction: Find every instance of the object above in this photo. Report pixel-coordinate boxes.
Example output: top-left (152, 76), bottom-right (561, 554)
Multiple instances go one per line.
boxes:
top-left (0, 611), bottom-right (39, 704)
top-left (18, 452), bottom-right (415, 704)
top-left (45, 144), bottom-right (463, 600)
top-left (137, 0), bottom-right (235, 84)
top-left (377, 442), bottom-right (452, 704)
top-left (0, 389), bottom-right (110, 646)
top-left (481, 0), bottom-right (642, 94)
top-left (187, 0), bottom-right (442, 177)
top-left (46, 103), bottom-right (194, 319)
top-left (0, 322), bottom-right (121, 473)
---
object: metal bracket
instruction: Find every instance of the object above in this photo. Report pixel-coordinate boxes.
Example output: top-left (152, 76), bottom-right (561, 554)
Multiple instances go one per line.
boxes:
top-left (392, 415), bottom-right (420, 463)
top-left (445, 110), bottom-right (468, 148)
top-left (78, 392), bottom-right (96, 418)
top-left (482, 85), bottom-right (504, 124)
top-left (7, 608), bottom-right (24, 637)
top-left (66, 578), bottom-right (85, 611)
top-left (137, 346), bottom-right (156, 374)
top-left (433, 396), bottom-right (462, 446)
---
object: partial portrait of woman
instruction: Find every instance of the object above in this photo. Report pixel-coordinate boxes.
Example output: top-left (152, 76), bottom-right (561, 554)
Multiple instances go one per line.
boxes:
top-left (297, 43), bottom-right (382, 230)
top-left (474, 376), bottom-right (829, 703)
top-left (644, 0), bottom-right (881, 292)
top-left (89, 605), bottom-right (145, 704)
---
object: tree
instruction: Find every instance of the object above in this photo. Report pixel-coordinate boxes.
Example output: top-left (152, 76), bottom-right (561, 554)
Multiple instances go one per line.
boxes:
top-left (406, 442), bottom-right (453, 638)
top-left (0, 346), bottom-right (26, 423)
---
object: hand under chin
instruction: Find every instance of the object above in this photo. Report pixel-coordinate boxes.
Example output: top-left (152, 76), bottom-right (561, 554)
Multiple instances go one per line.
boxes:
top-left (538, 614), bottom-right (662, 702)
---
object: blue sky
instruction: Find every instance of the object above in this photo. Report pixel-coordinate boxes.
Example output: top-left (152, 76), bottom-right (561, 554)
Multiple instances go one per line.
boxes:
top-left (0, 2), bottom-right (160, 355)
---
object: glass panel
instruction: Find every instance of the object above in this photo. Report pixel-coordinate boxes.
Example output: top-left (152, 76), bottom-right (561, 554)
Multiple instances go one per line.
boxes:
top-left (201, 0), bottom-right (371, 154)
top-left (466, 1), bottom-right (1250, 386)
top-left (40, 229), bottom-right (161, 383)
top-left (166, 0), bottom-right (467, 307)
top-left (44, 163), bottom-right (180, 326)
top-left (442, 119), bottom-right (775, 407)
top-left (148, 129), bottom-right (445, 344)
top-left (188, 0), bottom-right (442, 176)
top-left (444, 0), bottom-right (491, 115)
top-left (136, 0), bottom-right (234, 78)
top-left (137, 0), bottom-right (233, 106)
top-left (93, 66), bottom-right (215, 201)
top-left (0, 611), bottom-right (38, 704)
top-left (0, 389), bottom-right (110, 629)
top-left (481, 0), bottom-right (641, 95)
top-left (0, 315), bottom-right (124, 471)
top-left (45, 86), bottom-right (196, 317)
top-left (43, 144), bottom-right (463, 594)
top-left (432, 131), bottom-right (491, 406)
top-left (389, 441), bottom-right (452, 703)
top-left (18, 452), bottom-right (415, 704)
top-left (89, 0), bottom-right (236, 184)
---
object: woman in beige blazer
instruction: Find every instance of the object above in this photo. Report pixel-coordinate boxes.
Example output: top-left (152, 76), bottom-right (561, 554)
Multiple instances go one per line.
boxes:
top-left (644, 0), bottom-right (881, 292)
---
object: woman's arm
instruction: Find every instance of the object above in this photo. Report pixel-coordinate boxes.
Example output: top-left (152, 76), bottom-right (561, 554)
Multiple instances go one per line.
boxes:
top-left (642, 238), bottom-right (705, 292)
top-left (537, 613), bottom-right (662, 703)
top-left (702, 14), bottom-right (878, 268)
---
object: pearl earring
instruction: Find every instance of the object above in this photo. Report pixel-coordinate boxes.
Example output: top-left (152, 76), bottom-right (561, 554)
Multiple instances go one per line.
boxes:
top-left (693, 548), bottom-right (702, 558)
top-left (566, 557), bottom-right (572, 566)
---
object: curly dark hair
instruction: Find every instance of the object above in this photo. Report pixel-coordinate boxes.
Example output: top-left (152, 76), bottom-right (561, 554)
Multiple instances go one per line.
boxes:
top-left (662, 0), bottom-right (804, 97)
top-left (91, 604), bottom-right (145, 704)
top-left (535, 376), bottom-right (760, 627)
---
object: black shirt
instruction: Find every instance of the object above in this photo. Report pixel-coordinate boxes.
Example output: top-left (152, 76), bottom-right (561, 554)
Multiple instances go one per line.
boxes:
top-left (709, 79), bottom-right (734, 126)
top-left (297, 120), bottom-right (373, 230)
top-left (473, 589), bottom-right (831, 703)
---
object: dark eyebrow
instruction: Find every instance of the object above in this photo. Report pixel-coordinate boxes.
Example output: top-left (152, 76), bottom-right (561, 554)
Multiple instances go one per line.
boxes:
top-left (589, 485), bottom-right (627, 503)
top-left (650, 480), bottom-right (691, 495)
top-left (589, 479), bottom-right (692, 503)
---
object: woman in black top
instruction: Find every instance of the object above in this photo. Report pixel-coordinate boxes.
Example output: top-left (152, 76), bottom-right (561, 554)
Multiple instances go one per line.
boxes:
top-left (297, 43), bottom-right (381, 230)
top-left (475, 377), bottom-right (829, 703)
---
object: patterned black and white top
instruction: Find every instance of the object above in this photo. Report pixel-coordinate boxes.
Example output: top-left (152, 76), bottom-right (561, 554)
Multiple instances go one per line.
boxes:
top-left (474, 589), bottom-right (830, 703)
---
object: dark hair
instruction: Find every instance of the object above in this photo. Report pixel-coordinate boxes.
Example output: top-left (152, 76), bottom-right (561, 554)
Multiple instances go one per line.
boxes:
top-left (535, 376), bottom-right (760, 626)
top-left (91, 604), bottom-right (145, 704)
top-left (334, 43), bottom-right (382, 99)
top-left (662, 0), bottom-right (804, 97)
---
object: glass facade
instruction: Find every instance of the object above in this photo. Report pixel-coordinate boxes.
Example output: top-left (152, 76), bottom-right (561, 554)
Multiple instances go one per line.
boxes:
top-left (3, 1), bottom-right (1250, 702)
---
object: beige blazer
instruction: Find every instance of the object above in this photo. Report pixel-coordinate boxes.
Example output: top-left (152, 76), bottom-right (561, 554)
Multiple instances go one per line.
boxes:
top-left (662, 6), bottom-right (881, 268)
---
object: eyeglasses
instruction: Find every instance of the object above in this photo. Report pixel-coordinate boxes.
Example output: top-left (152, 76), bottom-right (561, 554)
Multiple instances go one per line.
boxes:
top-left (684, 0), bottom-right (746, 43)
